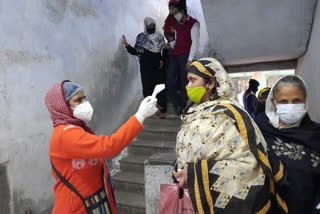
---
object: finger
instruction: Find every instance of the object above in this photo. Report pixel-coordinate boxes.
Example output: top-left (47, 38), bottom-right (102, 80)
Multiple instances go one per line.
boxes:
top-left (150, 98), bottom-right (158, 103)
top-left (151, 107), bottom-right (158, 114)
top-left (150, 101), bottom-right (158, 107)
top-left (178, 179), bottom-right (185, 188)
top-left (144, 96), bottom-right (152, 102)
top-left (175, 170), bottom-right (182, 178)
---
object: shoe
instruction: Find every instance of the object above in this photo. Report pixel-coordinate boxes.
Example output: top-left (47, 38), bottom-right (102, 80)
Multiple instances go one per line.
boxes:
top-left (175, 106), bottom-right (184, 115)
top-left (156, 110), bottom-right (167, 119)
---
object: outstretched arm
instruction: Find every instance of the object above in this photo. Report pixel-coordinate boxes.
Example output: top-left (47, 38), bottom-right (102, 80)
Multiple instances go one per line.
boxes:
top-left (122, 34), bottom-right (138, 55)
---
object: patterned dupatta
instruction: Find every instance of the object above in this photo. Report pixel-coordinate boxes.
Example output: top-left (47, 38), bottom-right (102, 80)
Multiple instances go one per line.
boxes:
top-left (175, 58), bottom-right (288, 214)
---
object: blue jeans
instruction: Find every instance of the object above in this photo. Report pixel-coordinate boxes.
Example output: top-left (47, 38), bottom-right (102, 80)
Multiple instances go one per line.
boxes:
top-left (166, 54), bottom-right (189, 109)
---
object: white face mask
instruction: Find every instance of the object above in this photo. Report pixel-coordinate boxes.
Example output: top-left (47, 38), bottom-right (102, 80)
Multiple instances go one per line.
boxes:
top-left (174, 12), bottom-right (182, 22)
top-left (71, 101), bottom-right (94, 121)
top-left (276, 103), bottom-right (306, 125)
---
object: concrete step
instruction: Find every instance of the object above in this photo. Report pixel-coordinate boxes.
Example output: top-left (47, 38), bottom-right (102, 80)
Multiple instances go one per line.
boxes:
top-left (143, 124), bottom-right (180, 133)
top-left (112, 102), bottom-right (181, 214)
top-left (128, 139), bottom-right (175, 156)
top-left (115, 190), bottom-right (145, 214)
top-left (116, 205), bottom-right (145, 214)
top-left (143, 117), bottom-right (182, 127)
top-left (150, 114), bottom-right (181, 119)
top-left (112, 171), bottom-right (144, 194)
top-left (131, 138), bottom-right (176, 148)
top-left (136, 130), bottom-right (178, 141)
top-left (118, 154), bottom-right (149, 173)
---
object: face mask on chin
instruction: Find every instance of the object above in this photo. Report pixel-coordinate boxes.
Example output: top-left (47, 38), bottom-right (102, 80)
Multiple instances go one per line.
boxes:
top-left (276, 103), bottom-right (307, 125)
top-left (174, 12), bottom-right (182, 22)
top-left (186, 86), bottom-right (207, 103)
top-left (71, 101), bottom-right (94, 121)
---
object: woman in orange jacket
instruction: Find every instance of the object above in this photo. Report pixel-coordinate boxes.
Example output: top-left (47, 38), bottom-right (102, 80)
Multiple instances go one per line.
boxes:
top-left (45, 80), bottom-right (157, 214)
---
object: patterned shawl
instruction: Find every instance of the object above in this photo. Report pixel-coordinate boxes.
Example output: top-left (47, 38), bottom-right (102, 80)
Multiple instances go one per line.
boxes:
top-left (176, 58), bottom-right (288, 214)
top-left (45, 80), bottom-right (94, 134)
top-left (134, 17), bottom-right (165, 53)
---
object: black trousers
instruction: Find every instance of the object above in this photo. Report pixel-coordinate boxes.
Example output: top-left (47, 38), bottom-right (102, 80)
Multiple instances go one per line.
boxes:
top-left (140, 65), bottom-right (167, 113)
top-left (166, 53), bottom-right (189, 109)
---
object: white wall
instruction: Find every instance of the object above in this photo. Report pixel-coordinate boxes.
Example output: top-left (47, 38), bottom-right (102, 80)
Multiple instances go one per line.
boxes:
top-left (187, 0), bottom-right (209, 58)
top-left (0, 0), bottom-right (208, 212)
top-left (296, 2), bottom-right (320, 122)
top-left (201, 0), bottom-right (317, 65)
top-left (0, 0), bottom-right (179, 213)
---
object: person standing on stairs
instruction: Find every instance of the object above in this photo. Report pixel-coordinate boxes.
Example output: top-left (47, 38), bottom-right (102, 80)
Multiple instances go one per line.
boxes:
top-left (45, 80), bottom-right (157, 214)
top-left (122, 17), bottom-right (167, 118)
top-left (166, 0), bottom-right (200, 115)
top-left (163, 0), bottom-right (178, 42)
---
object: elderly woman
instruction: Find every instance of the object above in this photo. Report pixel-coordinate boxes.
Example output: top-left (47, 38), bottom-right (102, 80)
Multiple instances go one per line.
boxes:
top-left (45, 81), bottom-right (157, 214)
top-left (174, 58), bottom-right (288, 213)
top-left (255, 75), bottom-right (320, 214)
top-left (122, 17), bottom-right (167, 118)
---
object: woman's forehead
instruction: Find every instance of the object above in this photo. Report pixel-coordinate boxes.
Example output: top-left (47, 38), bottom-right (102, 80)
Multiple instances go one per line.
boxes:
top-left (187, 72), bottom-right (200, 78)
top-left (276, 85), bottom-right (304, 97)
top-left (73, 90), bottom-right (84, 97)
top-left (147, 23), bottom-right (155, 27)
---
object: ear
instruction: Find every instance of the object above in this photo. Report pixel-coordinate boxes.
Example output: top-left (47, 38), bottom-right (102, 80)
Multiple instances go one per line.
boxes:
top-left (207, 78), bottom-right (216, 90)
top-left (272, 98), bottom-right (277, 110)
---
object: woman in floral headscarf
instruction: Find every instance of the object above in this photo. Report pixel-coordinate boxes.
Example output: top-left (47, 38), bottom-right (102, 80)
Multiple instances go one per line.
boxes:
top-left (122, 17), bottom-right (167, 118)
top-left (255, 75), bottom-right (320, 214)
top-left (174, 57), bottom-right (288, 213)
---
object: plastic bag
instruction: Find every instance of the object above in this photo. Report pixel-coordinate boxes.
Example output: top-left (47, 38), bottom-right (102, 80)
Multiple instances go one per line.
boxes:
top-left (159, 183), bottom-right (195, 214)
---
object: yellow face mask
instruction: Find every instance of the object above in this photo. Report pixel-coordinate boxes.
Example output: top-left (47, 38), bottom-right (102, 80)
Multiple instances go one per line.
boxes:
top-left (186, 86), bottom-right (206, 103)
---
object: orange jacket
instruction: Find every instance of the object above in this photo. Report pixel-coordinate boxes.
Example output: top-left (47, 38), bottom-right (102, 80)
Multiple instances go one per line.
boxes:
top-left (49, 116), bottom-right (143, 214)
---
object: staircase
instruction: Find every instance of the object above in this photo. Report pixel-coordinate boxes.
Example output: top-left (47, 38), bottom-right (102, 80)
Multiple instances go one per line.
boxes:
top-left (112, 110), bottom-right (181, 214)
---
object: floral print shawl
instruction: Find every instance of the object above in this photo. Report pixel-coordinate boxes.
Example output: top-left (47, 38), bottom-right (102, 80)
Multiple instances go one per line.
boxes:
top-left (176, 58), bottom-right (288, 214)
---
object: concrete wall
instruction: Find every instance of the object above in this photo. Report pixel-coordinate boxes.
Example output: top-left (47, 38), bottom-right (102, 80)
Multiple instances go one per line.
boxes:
top-left (145, 152), bottom-right (176, 214)
top-left (201, 0), bottom-right (317, 66)
top-left (0, 0), bottom-right (177, 213)
top-left (296, 2), bottom-right (320, 122)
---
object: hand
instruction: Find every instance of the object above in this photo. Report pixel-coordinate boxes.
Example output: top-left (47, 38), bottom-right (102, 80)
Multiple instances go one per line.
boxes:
top-left (122, 35), bottom-right (128, 47)
top-left (159, 60), bottom-right (163, 69)
top-left (135, 96), bottom-right (158, 124)
top-left (164, 44), bottom-right (171, 49)
top-left (174, 165), bottom-right (188, 188)
top-left (186, 60), bottom-right (192, 70)
top-left (170, 26), bottom-right (175, 33)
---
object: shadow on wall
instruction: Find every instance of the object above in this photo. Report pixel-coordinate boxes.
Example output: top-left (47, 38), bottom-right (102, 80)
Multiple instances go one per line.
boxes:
top-left (84, 40), bottom-right (142, 135)
top-left (0, 163), bottom-right (10, 214)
